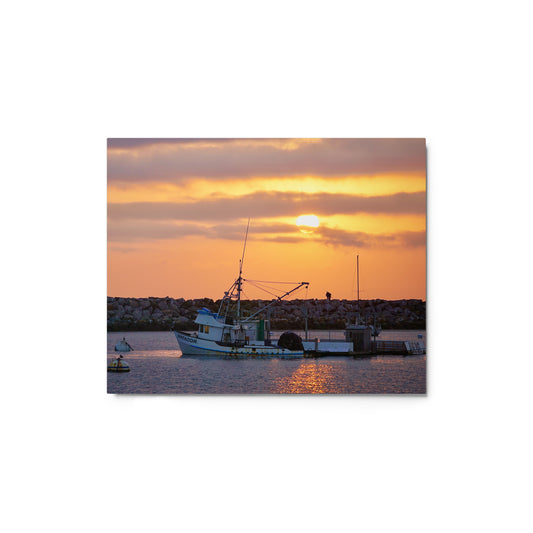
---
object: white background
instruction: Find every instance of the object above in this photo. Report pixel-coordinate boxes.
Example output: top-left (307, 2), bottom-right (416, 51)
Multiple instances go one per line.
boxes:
top-left (1, 1), bottom-right (532, 532)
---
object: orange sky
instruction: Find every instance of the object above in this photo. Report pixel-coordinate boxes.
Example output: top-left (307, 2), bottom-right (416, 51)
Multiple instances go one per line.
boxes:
top-left (107, 138), bottom-right (426, 300)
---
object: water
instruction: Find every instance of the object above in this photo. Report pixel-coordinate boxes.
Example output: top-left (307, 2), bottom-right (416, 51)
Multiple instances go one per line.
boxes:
top-left (107, 331), bottom-right (426, 394)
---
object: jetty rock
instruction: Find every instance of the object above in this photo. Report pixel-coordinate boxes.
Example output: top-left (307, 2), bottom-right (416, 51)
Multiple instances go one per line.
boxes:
top-left (107, 297), bottom-right (426, 331)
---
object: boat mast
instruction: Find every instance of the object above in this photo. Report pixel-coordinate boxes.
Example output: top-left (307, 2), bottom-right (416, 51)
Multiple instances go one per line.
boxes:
top-left (357, 254), bottom-right (360, 305)
top-left (236, 219), bottom-right (250, 319)
top-left (355, 253), bottom-right (360, 325)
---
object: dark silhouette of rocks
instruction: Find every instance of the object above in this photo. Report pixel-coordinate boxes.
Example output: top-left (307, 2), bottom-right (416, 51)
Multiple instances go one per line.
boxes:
top-left (107, 297), bottom-right (426, 331)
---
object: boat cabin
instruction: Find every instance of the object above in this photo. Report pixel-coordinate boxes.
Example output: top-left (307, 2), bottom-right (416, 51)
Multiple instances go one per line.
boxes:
top-left (344, 325), bottom-right (372, 352)
top-left (194, 308), bottom-right (263, 346)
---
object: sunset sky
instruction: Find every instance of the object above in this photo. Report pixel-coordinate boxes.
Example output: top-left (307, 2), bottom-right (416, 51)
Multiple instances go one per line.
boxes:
top-left (107, 138), bottom-right (426, 300)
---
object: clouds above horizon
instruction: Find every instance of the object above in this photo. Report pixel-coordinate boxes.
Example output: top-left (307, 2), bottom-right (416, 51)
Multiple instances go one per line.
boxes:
top-left (108, 138), bottom-right (426, 184)
top-left (107, 138), bottom-right (426, 250)
top-left (108, 190), bottom-right (426, 222)
top-left (108, 218), bottom-right (425, 249)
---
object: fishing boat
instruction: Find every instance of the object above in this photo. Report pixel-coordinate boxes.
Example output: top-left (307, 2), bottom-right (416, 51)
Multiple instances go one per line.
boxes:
top-left (173, 222), bottom-right (309, 357)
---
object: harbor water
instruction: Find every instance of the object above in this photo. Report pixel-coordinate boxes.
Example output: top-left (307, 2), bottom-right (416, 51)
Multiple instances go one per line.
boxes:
top-left (107, 330), bottom-right (426, 394)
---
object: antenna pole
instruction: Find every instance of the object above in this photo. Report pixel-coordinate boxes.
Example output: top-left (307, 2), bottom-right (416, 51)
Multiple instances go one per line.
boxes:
top-left (357, 254), bottom-right (359, 304)
top-left (240, 218), bottom-right (250, 268)
top-left (236, 219), bottom-right (250, 319)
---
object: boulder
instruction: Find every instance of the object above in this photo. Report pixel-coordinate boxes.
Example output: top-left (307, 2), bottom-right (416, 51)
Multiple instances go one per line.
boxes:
top-left (106, 297), bottom-right (426, 331)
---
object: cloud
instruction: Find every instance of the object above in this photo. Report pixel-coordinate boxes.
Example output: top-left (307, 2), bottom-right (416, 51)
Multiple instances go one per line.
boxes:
top-left (107, 220), bottom-right (295, 242)
top-left (312, 227), bottom-right (426, 248)
top-left (107, 138), bottom-right (426, 183)
top-left (107, 138), bottom-right (239, 149)
top-left (107, 190), bottom-right (426, 222)
top-left (107, 244), bottom-right (141, 254)
top-left (262, 227), bottom-right (426, 248)
top-left (108, 219), bottom-right (425, 249)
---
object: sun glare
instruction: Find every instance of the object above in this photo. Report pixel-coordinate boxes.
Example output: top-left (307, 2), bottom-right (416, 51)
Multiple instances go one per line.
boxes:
top-left (296, 214), bottom-right (320, 233)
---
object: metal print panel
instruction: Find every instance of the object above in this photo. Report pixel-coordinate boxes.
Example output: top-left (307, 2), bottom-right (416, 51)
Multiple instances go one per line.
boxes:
top-left (107, 138), bottom-right (426, 394)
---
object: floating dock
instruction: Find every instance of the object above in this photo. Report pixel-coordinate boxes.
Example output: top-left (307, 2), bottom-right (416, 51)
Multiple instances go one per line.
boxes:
top-left (372, 339), bottom-right (425, 355)
top-left (301, 336), bottom-right (425, 357)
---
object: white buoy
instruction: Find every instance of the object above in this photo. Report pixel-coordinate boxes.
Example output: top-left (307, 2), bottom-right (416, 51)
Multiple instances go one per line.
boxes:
top-left (114, 337), bottom-right (133, 352)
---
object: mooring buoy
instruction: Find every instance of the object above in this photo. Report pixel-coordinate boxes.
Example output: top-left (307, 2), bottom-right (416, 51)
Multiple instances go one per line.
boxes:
top-left (108, 357), bottom-right (130, 372)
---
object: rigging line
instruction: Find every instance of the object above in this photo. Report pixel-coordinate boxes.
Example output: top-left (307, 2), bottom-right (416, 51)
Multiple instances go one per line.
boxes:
top-left (246, 279), bottom-right (292, 292)
top-left (249, 280), bottom-right (291, 296)
top-left (240, 281), bottom-right (309, 323)
top-left (291, 285), bottom-right (307, 297)
top-left (222, 280), bottom-right (238, 297)
top-left (245, 281), bottom-right (282, 299)
top-left (245, 279), bottom-right (302, 284)
top-left (256, 283), bottom-right (290, 293)
top-left (218, 281), bottom-right (237, 315)
top-left (273, 283), bottom-right (306, 302)
top-left (248, 280), bottom-right (285, 293)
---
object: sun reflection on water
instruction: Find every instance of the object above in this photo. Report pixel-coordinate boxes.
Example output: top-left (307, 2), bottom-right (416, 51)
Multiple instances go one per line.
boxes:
top-left (275, 361), bottom-right (338, 394)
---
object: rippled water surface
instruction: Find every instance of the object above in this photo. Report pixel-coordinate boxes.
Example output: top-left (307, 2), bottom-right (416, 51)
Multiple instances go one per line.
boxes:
top-left (107, 331), bottom-right (426, 394)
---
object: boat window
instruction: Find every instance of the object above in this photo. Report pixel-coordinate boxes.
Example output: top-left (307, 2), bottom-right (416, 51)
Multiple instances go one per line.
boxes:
top-left (199, 324), bottom-right (204, 333)
top-left (205, 325), bottom-right (209, 334)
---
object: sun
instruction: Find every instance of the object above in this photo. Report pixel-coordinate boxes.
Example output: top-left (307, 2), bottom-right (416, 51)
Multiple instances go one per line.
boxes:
top-left (296, 214), bottom-right (320, 233)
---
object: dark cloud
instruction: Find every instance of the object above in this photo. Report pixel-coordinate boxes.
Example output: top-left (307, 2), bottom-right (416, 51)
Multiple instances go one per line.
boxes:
top-left (108, 219), bottom-right (425, 249)
top-left (263, 227), bottom-right (426, 248)
top-left (107, 190), bottom-right (426, 222)
top-left (107, 138), bottom-right (239, 149)
top-left (107, 221), bottom-right (296, 242)
top-left (107, 138), bottom-right (426, 183)
top-left (107, 244), bottom-right (141, 254)
top-left (312, 227), bottom-right (426, 248)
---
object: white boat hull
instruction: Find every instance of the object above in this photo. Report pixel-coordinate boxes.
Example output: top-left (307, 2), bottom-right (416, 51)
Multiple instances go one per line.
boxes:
top-left (173, 331), bottom-right (303, 357)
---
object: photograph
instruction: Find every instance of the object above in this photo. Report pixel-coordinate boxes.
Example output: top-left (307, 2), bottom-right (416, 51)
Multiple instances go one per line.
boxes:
top-left (107, 138), bottom-right (426, 393)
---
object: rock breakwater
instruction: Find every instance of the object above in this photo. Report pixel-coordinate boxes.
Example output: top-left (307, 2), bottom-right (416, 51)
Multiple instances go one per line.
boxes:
top-left (107, 297), bottom-right (426, 331)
